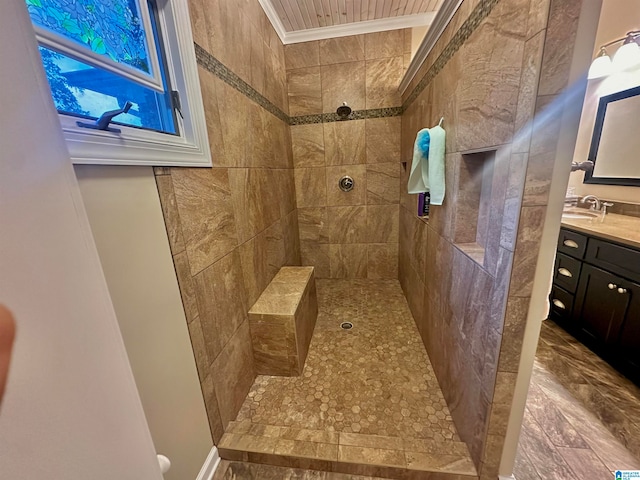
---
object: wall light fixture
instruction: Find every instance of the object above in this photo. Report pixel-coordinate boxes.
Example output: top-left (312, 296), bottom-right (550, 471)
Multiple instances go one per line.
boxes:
top-left (588, 30), bottom-right (640, 79)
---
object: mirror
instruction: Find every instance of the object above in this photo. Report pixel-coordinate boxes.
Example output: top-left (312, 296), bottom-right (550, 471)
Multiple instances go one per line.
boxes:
top-left (585, 85), bottom-right (640, 186)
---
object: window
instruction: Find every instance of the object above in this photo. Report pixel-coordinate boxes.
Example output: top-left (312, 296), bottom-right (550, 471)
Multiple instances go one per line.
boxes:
top-left (26, 0), bottom-right (211, 166)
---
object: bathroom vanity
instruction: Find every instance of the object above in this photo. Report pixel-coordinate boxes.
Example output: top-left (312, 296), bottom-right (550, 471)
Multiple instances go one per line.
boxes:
top-left (550, 212), bottom-right (640, 385)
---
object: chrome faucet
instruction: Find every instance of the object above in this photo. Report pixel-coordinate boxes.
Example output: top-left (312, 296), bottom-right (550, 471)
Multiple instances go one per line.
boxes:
top-left (580, 195), bottom-right (615, 220)
top-left (601, 201), bottom-right (615, 217)
top-left (581, 195), bottom-right (601, 211)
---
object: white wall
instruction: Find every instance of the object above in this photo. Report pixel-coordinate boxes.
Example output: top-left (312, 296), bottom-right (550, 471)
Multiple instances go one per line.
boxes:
top-left (75, 165), bottom-right (213, 480)
top-left (568, 0), bottom-right (640, 203)
top-left (0, 0), bottom-right (162, 478)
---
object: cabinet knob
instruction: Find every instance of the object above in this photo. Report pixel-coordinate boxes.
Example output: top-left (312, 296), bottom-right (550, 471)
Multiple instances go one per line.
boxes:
top-left (552, 299), bottom-right (566, 310)
top-left (608, 283), bottom-right (617, 290)
top-left (618, 287), bottom-right (628, 294)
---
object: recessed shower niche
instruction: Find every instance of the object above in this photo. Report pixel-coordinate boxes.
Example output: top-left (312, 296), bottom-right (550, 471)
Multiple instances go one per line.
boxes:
top-left (453, 149), bottom-right (497, 264)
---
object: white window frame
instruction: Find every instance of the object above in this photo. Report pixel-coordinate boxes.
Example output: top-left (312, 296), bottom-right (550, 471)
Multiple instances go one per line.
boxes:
top-left (42, 0), bottom-right (212, 167)
top-left (33, 0), bottom-right (165, 92)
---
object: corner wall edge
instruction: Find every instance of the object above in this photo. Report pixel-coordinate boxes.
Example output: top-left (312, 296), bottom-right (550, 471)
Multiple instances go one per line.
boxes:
top-left (399, 0), bottom-right (464, 94)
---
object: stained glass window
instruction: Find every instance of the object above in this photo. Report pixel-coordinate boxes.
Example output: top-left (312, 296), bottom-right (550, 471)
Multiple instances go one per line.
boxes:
top-left (33, 0), bottom-right (177, 134)
top-left (27, 0), bottom-right (150, 71)
top-left (26, 0), bottom-right (163, 91)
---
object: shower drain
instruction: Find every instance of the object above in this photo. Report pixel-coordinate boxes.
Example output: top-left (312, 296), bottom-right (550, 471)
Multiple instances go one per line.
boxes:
top-left (340, 322), bottom-right (353, 330)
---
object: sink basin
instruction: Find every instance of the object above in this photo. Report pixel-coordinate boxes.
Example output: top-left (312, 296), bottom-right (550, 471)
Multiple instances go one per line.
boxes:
top-left (562, 211), bottom-right (599, 219)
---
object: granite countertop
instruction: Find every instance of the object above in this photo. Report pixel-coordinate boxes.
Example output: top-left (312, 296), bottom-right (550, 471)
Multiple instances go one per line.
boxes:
top-left (561, 210), bottom-right (640, 250)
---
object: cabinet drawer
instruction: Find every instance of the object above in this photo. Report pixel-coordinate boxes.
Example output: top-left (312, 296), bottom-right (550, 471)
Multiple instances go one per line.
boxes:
top-left (585, 238), bottom-right (640, 284)
top-left (549, 285), bottom-right (574, 324)
top-left (553, 253), bottom-right (582, 293)
top-left (558, 229), bottom-right (587, 259)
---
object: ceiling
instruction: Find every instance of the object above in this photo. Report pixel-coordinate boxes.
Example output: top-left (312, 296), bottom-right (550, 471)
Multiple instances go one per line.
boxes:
top-left (259, 0), bottom-right (444, 43)
top-left (268, 0), bottom-right (443, 31)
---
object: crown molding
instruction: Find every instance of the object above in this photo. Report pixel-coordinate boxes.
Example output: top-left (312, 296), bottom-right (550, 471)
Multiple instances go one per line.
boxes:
top-left (283, 13), bottom-right (436, 44)
top-left (399, 0), bottom-right (464, 95)
top-left (258, 0), bottom-right (435, 45)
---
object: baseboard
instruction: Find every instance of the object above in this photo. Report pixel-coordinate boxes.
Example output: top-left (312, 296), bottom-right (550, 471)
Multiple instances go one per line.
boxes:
top-left (499, 475), bottom-right (516, 480)
top-left (196, 447), bottom-right (220, 480)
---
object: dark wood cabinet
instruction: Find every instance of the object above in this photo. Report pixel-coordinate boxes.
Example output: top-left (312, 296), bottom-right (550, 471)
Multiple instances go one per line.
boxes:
top-left (557, 228), bottom-right (588, 258)
top-left (618, 297), bottom-right (640, 383)
top-left (551, 227), bottom-right (640, 385)
top-left (549, 285), bottom-right (574, 325)
top-left (574, 264), bottom-right (630, 348)
top-left (586, 238), bottom-right (640, 283)
top-left (553, 253), bottom-right (582, 293)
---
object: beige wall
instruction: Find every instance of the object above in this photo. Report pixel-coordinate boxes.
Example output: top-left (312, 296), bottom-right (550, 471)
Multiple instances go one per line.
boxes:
top-left (568, 0), bottom-right (640, 203)
top-left (75, 165), bottom-right (213, 480)
top-left (0, 0), bottom-right (161, 478)
top-left (157, 0), bottom-right (300, 442)
top-left (411, 26), bottom-right (429, 58)
top-left (286, 30), bottom-right (410, 279)
top-left (590, 0), bottom-right (640, 59)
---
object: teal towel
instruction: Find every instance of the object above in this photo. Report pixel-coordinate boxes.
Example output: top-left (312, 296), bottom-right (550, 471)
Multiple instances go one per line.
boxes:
top-left (408, 128), bottom-right (430, 194)
top-left (425, 125), bottom-right (446, 205)
top-left (407, 125), bottom-right (446, 204)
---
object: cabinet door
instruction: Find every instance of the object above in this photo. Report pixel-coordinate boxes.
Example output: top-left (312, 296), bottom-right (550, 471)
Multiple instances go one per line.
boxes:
top-left (615, 282), bottom-right (640, 384)
top-left (574, 264), bottom-right (631, 349)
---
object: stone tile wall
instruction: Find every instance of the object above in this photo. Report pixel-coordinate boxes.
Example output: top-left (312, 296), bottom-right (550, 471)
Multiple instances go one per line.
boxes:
top-left (155, 0), bottom-right (300, 443)
top-left (398, 0), bottom-right (589, 478)
top-left (287, 30), bottom-right (411, 279)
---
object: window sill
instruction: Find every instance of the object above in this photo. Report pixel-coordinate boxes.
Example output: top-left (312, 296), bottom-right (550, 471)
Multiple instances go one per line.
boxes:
top-left (61, 113), bottom-right (212, 167)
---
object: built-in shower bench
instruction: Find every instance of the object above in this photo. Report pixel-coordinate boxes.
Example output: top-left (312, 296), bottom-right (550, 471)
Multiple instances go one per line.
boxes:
top-left (248, 266), bottom-right (317, 376)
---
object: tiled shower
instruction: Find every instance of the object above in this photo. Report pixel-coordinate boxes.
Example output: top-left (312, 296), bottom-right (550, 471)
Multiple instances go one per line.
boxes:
top-left (289, 31), bottom-right (406, 279)
top-left (154, 0), bottom-right (586, 478)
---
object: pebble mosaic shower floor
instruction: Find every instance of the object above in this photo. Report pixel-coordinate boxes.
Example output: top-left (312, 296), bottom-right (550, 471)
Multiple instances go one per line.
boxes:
top-left (219, 280), bottom-right (476, 477)
top-left (238, 280), bottom-right (455, 438)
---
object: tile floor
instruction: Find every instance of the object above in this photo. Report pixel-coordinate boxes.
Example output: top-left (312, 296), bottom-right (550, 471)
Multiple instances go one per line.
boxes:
top-left (212, 460), bottom-right (388, 480)
top-left (216, 295), bottom-right (640, 479)
top-left (218, 279), bottom-right (476, 478)
top-left (514, 320), bottom-right (640, 479)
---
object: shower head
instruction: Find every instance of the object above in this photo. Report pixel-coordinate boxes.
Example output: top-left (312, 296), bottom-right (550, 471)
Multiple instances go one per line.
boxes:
top-left (336, 102), bottom-right (352, 118)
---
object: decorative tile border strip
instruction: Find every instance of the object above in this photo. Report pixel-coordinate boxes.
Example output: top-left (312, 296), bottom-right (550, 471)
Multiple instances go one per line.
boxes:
top-left (288, 113), bottom-right (323, 125)
top-left (194, 43), bottom-right (290, 124)
top-left (195, 1), bottom-right (500, 124)
top-left (289, 107), bottom-right (403, 125)
top-left (402, 0), bottom-right (501, 109)
top-left (195, 43), bottom-right (403, 126)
